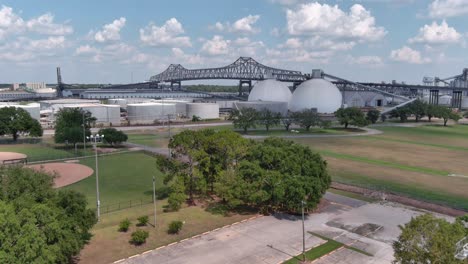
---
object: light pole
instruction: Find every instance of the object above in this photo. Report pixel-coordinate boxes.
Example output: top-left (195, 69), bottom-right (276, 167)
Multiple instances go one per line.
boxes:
top-left (301, 200), bottom-right (306, 261)
top-left (153, 176), bottom-right (157, 228)
top-left (87, 133), bottom-right (104, 221)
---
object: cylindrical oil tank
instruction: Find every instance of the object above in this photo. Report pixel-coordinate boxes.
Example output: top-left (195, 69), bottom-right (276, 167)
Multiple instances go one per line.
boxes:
top-left (152, 99), bottom-right (188, 117)
top-left (127, 103), bottom-right (176, 125)
top-left (461, 96), bottom-right (468, 109)
top-left (439, 95), bottom-right (452, 106)
top-left (234, 101), bottom-right (288, 116)
top-left (186, 103), bottom-right (219, 119)
top-left (108, 99), bottom-right (127, 108)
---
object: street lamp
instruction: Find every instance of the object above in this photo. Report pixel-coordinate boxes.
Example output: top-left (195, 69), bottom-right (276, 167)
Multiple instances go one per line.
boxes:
top-left (87, 133), bottom-right (104, 221)
top-left (301, 200), bottom-right (306, 261)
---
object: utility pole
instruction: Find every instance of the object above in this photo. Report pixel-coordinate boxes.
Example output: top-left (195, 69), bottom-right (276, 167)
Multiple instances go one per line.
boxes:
top-left (83, 112), bottom-right (86, 152)
top-left (153, 176), bottom-right (157, 228)
top-left (87, 134), bottom-right (104, 221)
top-left (302, 200), bottom-right (306, 261)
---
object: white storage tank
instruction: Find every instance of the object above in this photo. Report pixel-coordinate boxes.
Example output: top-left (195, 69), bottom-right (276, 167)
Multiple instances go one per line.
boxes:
top-left (152, 99), bottom-right (189, 117)
top-left (0, 103), bottom-right (40, 120)
top-left (461, 96), bottom-right (468, 109)
top-left (439, 95), bottom-right (452, 106)
top-left (248, 79), bottom-right (292, 103)
top-left (127, 103), bottom-right (177, 125)
top-left (63, 104), bottom-right (120, 126)
top-left (186, 103), bottom-right (219, 120)
top-left (108, 98), bottom-right (127, 108)
top-left (234, 101), bottom-right (288, 116)
top-left (289, 78), bottom-right (342, 113)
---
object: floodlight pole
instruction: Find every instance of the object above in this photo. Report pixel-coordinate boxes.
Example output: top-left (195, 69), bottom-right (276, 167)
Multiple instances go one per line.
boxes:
top-left (302, 200), bottom-right (306, 261)
top-left (83, 112), bottom-right (86, 152)
top-left (168, 114), bottom-right (171, 157)
top-left (153, 176), bottom-right (157, 228)
top-left (88, 134), bottom-right (104, 222)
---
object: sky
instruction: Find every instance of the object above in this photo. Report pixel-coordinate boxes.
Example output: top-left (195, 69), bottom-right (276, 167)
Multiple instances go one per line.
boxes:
top-left (0, 0), bottom-right (467, 84)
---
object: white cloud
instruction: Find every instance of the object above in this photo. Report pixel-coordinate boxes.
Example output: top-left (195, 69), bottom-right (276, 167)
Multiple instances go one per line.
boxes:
top-left (286, 3), bottom-right (386, 41)
top-left (27, 36), bottom-right (66, 50)
top-left (270, 27), bottom-right (280, 37)
top-left (201, 35), bottom-right (230, 56)
top-left (171, 48), bottom-right (203, 64)
top-left (140, 18), bottom-right (191, 47)
top-left (94, 17), bottom-right (126, 43)
top-left (212, 15), bottom-right (261, 35)
top-left (75, 45), bottom-right (99, 55)
top-left (348, 55), bottom-right (384, 66)
top-left (26, 13), bottom-right (73, 35)
top-left (231, 15), bottom-right (260, 34)
top-left (279, 37), bottom-right (355, 52)
top-left (409, 20), bottom-right (461, 44)
top-left (0, 5), bottom-right (24, 39)
top-left (390, 46), bottom-right (431, 64)
top-left (429, 0), bottom-right (468, 18)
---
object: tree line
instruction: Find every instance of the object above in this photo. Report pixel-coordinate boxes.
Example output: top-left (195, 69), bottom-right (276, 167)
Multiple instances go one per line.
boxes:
top-left (229, 107), bottom-right (377, 133)
top-left (157, 129), bottom-right (331, 214)
top-left (388, 99), bottom-right (461, 126)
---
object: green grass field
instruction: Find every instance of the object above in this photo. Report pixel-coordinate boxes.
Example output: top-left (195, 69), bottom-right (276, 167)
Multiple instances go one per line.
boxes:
top-left (62, 151), bottom-right (163, 207)
top-left (0, 143), bottom-right (82, 162)
top-left (283, 240), bottom-right (342, 264)
top-left (233, 127), bottom-right (361, 136)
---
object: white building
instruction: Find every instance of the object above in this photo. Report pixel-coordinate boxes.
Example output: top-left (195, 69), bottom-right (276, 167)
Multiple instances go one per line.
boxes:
top-left (26, 82), bottom-right (47, 90)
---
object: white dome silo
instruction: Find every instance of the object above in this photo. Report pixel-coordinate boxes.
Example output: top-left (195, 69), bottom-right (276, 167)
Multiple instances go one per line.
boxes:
top-left (289, 78), bottom-right (342, 113)
top-left (248, 79), bottom-right (292, 103)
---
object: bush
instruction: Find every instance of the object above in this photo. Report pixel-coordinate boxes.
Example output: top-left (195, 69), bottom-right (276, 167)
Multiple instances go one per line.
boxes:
top-left (130, 229), bottom-right (149, 245)
top-left (167, 191), bottom-right (185, 211)
top-left (137, 215), bottom-right (149, 226)
top-left (192, 115), bottom-right (201, 122)
top-left (168, 220), bottom-right (183, 234)
top-left (118, 218), bottom-right (131, 232)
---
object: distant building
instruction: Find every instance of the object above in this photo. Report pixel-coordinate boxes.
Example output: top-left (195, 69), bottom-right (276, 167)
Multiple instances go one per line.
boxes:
top-left (12, 83), bottom-right (20, 90)
top-left (26, 82), bottom-right (47, 90)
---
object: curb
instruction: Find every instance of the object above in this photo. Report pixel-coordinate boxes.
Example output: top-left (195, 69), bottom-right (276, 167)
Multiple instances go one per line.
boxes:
top-left (112, 214), bottom-right (263, 263)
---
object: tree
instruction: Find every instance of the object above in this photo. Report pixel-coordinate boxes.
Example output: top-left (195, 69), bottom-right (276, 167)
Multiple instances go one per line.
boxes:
top-left (366, 109), bottom-right (380, 124)
top-left (98, 128), bottom-right (128, 146)
top-left (229, 108), bottom-right (258, 133)
top-left (426, 104), bottom-right (438, 122)
top-left (393, 214), bottom-right (466, 264)
top-left (435, 107), bottom-right (461, 126)
top-left (293, 109), bottom-right (322, 131)
top-left (408, 99), bottom-right (426, 122)
top-left (55, 108), bottom-right (96, 148)
top-left (217, 137), bottom-right (330, 213)
top-left (0, 166), bottom-right (96, 263)
top-left (0, 107), bottom-right (43, 141)
top-left (335, 107), bottom-right (368, 128)
top-left (281, 112), bottom-right (295, 131)
top-left (389, 106), bottom-right (410, 122)
top-left (257, 108), bottom-right (281, 132)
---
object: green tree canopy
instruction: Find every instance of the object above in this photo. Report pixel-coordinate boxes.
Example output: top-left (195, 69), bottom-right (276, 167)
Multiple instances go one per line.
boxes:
top-left (335, 107), bottom-right (368, 128)
top-left (393, 213), bottom-right (467, 264)
top-left (98, 128), bottom-right (128, 146)
top-left (54, 108), bottom-right (96, 147)
top-left (408, 99), bottom-right (426, 122)
top-left (229, 108), bottom-right (258, 133)
top-left (366, 109), bottom-right (381, 124)
top-left (0, 166), bottom-right (96, 263)
top-left (292, 109), bottom-right (323, 131)
top-left (257, 108), bottom-right (281, 132)
top-left (0, 107), bottom-right (43, 141)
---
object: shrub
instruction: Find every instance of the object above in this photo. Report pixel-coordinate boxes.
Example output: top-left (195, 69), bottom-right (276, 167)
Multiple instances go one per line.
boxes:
top-left (167, 191), bottom-right (185, 211)
top-left (118, 218), bottom-right (131, 232)
top-left (130, 229), bottom-right (149, 245)
top-left (168, 220), bottom-right (183, 234)
top-left (192, 115), bottom-right (201, 122)
top-left (137, 215), bottom-right (149, 226)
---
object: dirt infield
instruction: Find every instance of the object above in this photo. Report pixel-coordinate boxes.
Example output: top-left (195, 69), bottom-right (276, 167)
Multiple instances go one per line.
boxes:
top-left (0, 152), bottom-right (27, 163)
top-left (27, 163), bottom-right (94, 188)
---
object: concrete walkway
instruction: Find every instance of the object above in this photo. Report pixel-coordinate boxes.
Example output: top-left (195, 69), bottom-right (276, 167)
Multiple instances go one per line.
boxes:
top-left (118, 192), bottom-right (438, 264)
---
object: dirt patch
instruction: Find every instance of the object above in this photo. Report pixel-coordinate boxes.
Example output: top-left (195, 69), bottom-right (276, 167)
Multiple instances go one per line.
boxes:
top-left (331, 182), bottom-right (467, 217)
top-left (27, 162), bottom-right (94, 188)
top-left (0, 152), bottom-right (27, 163)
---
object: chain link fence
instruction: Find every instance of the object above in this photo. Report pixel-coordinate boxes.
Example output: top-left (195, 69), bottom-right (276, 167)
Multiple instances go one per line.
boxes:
top-left (100, 197), bottom-right (153, 215)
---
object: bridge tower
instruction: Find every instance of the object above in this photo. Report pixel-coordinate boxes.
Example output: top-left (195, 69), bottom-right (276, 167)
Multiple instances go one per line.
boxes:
top-left (56, 67), bottom-right (64, 97)
top-left (238, 80), bottom-right (252, 96)
top-left (170, 81), bottom-right (181, 90)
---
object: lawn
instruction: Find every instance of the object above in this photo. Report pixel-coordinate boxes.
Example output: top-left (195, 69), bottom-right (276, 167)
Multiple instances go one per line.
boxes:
top-left (291, 124), bottom-right (468, 211)
top-left (77, 200), bottom-right (256, 264)
top-left (0, 143), bottom-right (82, 162)
top-left (283, 240), bottom-right (342, 264)
top-left (62, 151), bottom-right (163, 207)
top-left (233, 127), bottom-right (362, 136)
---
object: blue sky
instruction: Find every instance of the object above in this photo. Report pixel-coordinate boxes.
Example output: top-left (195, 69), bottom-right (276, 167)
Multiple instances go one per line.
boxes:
top-left (0, 0), bottom-right (467, 84)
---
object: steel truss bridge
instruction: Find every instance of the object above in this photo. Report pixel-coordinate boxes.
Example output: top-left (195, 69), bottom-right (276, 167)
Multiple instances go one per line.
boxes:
top-left (149, 57), bottom-right (306, 91)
